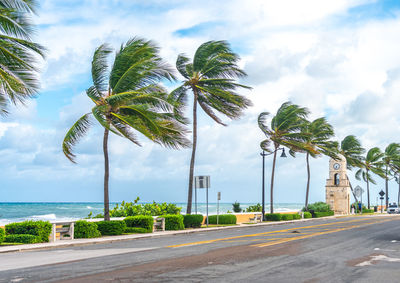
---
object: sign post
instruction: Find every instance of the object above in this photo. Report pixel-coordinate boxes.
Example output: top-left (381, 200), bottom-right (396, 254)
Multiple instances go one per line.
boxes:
top-left (195, 176), bottom-right (210, 227)
top-left (354, 185), bottom-right (364, 214)
top-left (379, 190), bottom-right (385, 213)
top-left (217, 192), bottom-right (221, 225)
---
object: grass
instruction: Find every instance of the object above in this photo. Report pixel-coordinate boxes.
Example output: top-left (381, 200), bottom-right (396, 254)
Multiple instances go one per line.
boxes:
top-left (201, 224), bottom-right (237, 228)
top-left (0, 242), bottom-right (24, 246)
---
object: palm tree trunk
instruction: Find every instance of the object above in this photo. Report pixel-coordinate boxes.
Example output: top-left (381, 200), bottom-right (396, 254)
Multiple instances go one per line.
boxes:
top-left (187, 89), bottom-right (198, 215)
top-left (103, 128), bottom-right (110, 221)
top-left (305, 152), bottom-right (311, 210)
top-left (270, 145), bottom-right (278, 214)
top-left (385, 168), bottom-right (389, 209)
top-left (366, 169), bottom-right (370, 209)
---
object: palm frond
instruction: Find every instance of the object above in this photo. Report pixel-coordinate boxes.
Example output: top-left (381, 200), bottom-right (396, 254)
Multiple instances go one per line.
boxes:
top-left (92, 43), bottom-right (112, 93)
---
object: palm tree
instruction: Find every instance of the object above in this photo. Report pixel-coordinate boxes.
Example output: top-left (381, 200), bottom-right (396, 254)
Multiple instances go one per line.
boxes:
top-left (337, 135), bottom-right (365, 202)
top-left (62, 38), bottom-right (190, 221)
top-left (258, 102), bottom-right (309, 213)
top-left (355, 147), bottom-right (384, 209)
top-left (0, 0), bottom-right (46, 115)
top-left (381, 143), bottom-right (400, 208)
top-left (300, 117), bottom-right (336, 210)
top-left (170, 40), bottom-right (252, 214)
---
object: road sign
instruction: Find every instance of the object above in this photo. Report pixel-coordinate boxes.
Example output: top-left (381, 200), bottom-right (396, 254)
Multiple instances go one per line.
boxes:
top-left (195, 176), bottom-right (210, 189)
top-left (354, 185), bottom-right (364, 197)
top-left (217, 192), bottom-right (221, 200)
top-left (379, 190), bottom-right (385, 197)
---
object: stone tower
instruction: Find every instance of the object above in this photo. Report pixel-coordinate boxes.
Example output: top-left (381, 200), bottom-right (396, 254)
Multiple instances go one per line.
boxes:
top-left (325, 155), bottom-right (350, 215)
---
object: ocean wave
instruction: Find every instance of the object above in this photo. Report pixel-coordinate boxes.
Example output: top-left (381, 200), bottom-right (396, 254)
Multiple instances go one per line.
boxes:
top-left (86, 206), bottom-right (93, 209)
top-left (27, 213), bottom-right (57, 220)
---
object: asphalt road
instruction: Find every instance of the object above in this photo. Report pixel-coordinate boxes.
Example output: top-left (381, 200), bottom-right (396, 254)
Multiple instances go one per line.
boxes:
top-left (1, 215), bottom-right (400, 282)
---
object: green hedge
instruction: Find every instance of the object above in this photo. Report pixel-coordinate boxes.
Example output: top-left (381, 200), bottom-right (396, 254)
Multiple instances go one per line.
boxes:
top-left (304, 212), bottom-right (312, 218)
top-left (96, 220), bottom-right (126, 235)
top-left (0, 228), bottom-right (4, 244)
top-left (5, 234), bottom-right (41, 244)
top-left (74, 221), bottom-right (101, 238)
top-left (159, 215), bottom-right (184, 230)
top-left (124, 216), bottom-right (153, 233)
top-left (265, 213), bottom-right (282, 221)
top-left (183, 215), bottom-right (203, 228)
top-left (362, 209), bottom-right (374, 213)
top-left (207, 214), bottom-right (237, 224)
top-left (313, 211), bottom-right (334, 218)
top-left (5, 221), bottom-right (52, 243)
top-left (281, 214), bottom-right (293, 221)
top-left (125, 227), bottom-right (149, 233)
top-left (292, 214), bottom-right (301, 220)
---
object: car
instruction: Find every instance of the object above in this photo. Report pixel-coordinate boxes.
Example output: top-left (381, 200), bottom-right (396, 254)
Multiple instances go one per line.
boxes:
top-left (387, 203), bottom-right (399, 214)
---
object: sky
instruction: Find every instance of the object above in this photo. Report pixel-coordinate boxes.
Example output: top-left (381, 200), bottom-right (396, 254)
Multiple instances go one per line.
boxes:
top-left (1, 0), bottom-right (400, 207)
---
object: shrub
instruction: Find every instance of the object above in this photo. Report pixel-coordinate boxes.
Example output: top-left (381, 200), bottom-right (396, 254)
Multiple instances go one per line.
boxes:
top-left (109, 197), bottom-right (182, 217)
top-left (159, 215), bottom-right (184, 230)
top-left (125, 227), bottom-right (149, 233)
top-left (292, 214), bottom-right (301, 220)
top-left (232, 201), bottom-right (242, 213)
top-left (208, 214), bottom-right (237, 224)
top-left (265, 213), bottom-right (282, 221)
top-left (303, 212), bottom-right (312, 218)
top-left (183, 214), bottom-right (203, 228)
top-left (0, 228), bottom-right (4, 244)
top-left (313, 211), bottom-right (334, 218)
top-left (304, 202), bottom-right (331, 212)
top-left (281, 214), bottom-right (293, 221)
top-left (124, 216), bottom-right (153, 233)
top-left (96, 220), bottom-right (126, 235)
top-left (5, 234), bottom-right (41, 244)
top-left (245, 203), bottom-right (262, 212)
top-left (362, 209), bottom-right (374, 213)
top-left (5, 221), bottom-right (52, 242)
top-left (74, 221), bottom-right (101, 239)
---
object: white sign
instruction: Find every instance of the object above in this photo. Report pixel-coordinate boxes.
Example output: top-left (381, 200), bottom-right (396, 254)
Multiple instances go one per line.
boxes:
top-left (195, 176), bottom-right (210, 189)
top-left (354, 185), bottom-right (364, 197)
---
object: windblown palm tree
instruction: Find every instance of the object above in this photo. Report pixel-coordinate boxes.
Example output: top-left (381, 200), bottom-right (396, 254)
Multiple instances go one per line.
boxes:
top-left (381, 143), bottom-right (400, 208)
top-left (337, 135), bottom-right (365, 202)
top-left (258, 102), bottom-right (309, 213)
top-left (355, 147), bottom-right (384, 209)
top-left (0, 0), bottom-right (45, 115)
top-left (62, 38), bottom-right (190, 221)
top-left (170, 40), bottom-right (252, 214)
top-left (300, 117), bottom-right (336, 210)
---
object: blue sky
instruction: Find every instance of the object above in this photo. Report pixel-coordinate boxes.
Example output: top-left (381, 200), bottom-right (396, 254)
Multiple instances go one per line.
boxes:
top-left (2, 0), bottom-right (400, 207)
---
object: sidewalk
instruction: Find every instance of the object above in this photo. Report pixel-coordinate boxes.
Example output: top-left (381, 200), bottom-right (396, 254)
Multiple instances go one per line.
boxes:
top-left (0, 214), bottom-right (393, 253)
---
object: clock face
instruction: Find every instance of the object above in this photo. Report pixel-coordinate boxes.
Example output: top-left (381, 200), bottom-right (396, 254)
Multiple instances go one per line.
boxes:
top-left (333, 163), bottom-right (340, 170)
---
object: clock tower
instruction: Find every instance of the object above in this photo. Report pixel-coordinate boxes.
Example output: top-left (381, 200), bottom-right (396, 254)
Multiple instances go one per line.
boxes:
top-left (325, 155), bottom-right (350, 215)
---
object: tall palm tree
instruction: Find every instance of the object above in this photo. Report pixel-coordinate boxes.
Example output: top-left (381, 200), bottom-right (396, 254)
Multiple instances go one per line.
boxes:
top-left (170, 40), bottom-right (252, 214)
top-left (337, 135), bottom-right (365, 202)
top-left (62, 38), bottom-right (190, 221)
top-left (381, 143), bottom-right (400, 208)
top-left (355, 147), bottom-right (384, 209)
top-left (0, 0), bottom-right (46, 115)
top-left (300, 117), bottom-right (336, 210)
top-left (258, 102), bottom-right (309, 213)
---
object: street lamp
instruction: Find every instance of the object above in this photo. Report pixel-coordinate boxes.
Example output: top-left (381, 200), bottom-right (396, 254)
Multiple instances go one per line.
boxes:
top-left (260, 147), bottom-right (287, 221)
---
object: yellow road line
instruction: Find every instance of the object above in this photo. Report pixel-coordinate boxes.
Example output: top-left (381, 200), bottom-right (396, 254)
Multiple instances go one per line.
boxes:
top-left (167, 217), bottom-right (390, 248)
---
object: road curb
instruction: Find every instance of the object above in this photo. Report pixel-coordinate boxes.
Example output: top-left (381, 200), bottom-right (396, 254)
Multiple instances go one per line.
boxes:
top-left (0, 214), bottom-right (394, 253)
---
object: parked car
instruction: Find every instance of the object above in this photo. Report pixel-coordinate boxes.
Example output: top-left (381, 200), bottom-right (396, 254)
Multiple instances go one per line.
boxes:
top-left (387, 203), bottom-right (399, 214)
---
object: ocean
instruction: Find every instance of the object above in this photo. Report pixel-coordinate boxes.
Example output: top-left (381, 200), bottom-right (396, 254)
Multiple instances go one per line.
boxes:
top-left (0, 202), bottom-right (303, 225)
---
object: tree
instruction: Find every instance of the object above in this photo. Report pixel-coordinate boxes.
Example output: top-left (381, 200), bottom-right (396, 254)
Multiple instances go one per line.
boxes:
top-left (258, 102), bottom-right (309, 213)
top-left (381, 143), bottom-right (400, 208)
top-left (300, 117), bottom-right (336, 210)
top-left (0, 0), bottom-right (46, 115)
top-left (62, 38), bottom-right (190, 221)
top-left (355, 147), bottom-right (384, 209)
top-left (171, 40), bottom-right (252, 214)
top-left (337, 135), bottom-right (365, 202)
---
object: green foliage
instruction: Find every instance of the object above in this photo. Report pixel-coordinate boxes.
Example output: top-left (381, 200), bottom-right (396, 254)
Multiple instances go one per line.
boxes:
top-left (292, 214), bottom-right (301, 220)
top-left (125, 227), bottom-right (149, 234)
top-left (313, 211), bottom-right (334, 218)
top-left (281, 214), bottom-right (293, 221)
top-left (159, 215), bottom-right (184, 230)
top-left (232, 201), bottom-right (242, 213)
top-left (303, 212), bottom-right (312, 218)
top-left (96, 220), bottom-right (127, 235)
top-left (5, 234), bottom-right (41, 244)
top-left (110, 198), bottom-right (182, 217)
top-left (183, 214), bottom-right (203, 228)
top-left (0, 228), bottom-right (4, 244)
top-left (124, 216), bottom-right (154, 233)
top-left (362, 209), bottom-right (374, 213)
top-left (208, 214), bottom-right (237, 224)
top-left (305, 202), bottom-right (332, 212)
top-left (245, 203), bottom-right (262, 212)
top-left (74, 221), bottom-right (101, 239)
top-left (265, 213), bottom-right (282, 221)
top-left (5, 221), bottom-right (52, 243)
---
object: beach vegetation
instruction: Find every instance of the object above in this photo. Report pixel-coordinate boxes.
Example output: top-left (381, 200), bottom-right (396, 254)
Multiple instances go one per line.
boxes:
top-left (313, 211), bottom-right (334, 218)
top-left (4, 234), bottom-right (40, 244)
top-left (124, 215), bottom-right (153, 233)
top-left (303, 211), bottom-right (312, 218)
top-left (183, 214), bottom-right (203, 228)
top-left (264, 213), bottom-right (282, 221)
top-left (245, 203), bottom-right (262, 212)
top-left (5, 220), bottom-right (52, 242)
top-left (0, 228), bottom-right (4, 243)
top-left (96, 220), bottom-right (126, 235)
top-left (74, 220), bottom-right (101, 238)
top-left (304, 202), bottom-right (331, 213)
top-left (171, 40), bottom-right (251, 214)
top-left (109, 198), bottom-right (181, 217)
top-left (207, 214), bottom-right (237, 224)
top-left (159, 215), bottom-right (184, 230)
top-left (62, 38), bottom-right (190, 221)
top-left (124, 227), bottom-right (149, 233)
top-left (232, 201), bottom-right (242, 212)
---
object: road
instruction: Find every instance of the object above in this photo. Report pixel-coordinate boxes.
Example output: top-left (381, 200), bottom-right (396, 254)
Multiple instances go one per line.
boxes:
top-left (1, 215), bottom-right (400, 282)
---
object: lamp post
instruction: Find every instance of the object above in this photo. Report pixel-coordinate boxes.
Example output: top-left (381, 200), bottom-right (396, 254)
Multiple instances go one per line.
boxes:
top-left (260, 147), bottom-right (287, 221)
